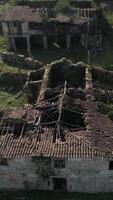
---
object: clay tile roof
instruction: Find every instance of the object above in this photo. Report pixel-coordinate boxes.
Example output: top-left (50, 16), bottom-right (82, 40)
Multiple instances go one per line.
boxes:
top-left (77, 99), bottom-right (113, 153)
top-left (0, 128), bottom-right (98, 159)
top-left (2, 6), bottom-right (42, 23)
top-left (2, 104), bottom-right (39, 123)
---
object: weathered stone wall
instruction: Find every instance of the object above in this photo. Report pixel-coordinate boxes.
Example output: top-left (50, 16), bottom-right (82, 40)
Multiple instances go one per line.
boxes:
top-left (1, 52), bottom-right (43, 70)
top-left (55, 158), bottom-right (113, 193)
top-left (0, 72), bottom-right (27, 91)
top-left (0, 157), bottom-right (113, 193)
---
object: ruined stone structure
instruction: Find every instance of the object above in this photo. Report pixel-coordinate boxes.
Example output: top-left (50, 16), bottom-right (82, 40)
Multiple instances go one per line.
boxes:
top-left (1, 0), bottom-right (101, 53)
top-left (2, 52), bottom-right (43, 69)
top-left (0, 59), bottom-right (113, 192)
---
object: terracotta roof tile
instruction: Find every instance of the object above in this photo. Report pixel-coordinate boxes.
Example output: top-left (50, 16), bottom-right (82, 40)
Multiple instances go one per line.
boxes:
top-left (2, 6), bottom-right (42, 23)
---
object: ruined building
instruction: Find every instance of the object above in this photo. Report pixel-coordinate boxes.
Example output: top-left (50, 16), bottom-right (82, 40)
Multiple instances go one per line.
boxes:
top-left (1, 0), bottom-right (102, 53)
top-left (0, 59), bottom-right (113, 192)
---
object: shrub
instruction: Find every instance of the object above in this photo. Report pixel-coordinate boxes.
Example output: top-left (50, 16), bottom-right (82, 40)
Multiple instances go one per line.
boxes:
top-left (9, 0), bottom-right (17, 5)
top-left (97, 102), bottom-right (113, 114)
top-left (55, 0), bottom-right (71, 14)
top-left (108, 111), bottom-right (113, 121)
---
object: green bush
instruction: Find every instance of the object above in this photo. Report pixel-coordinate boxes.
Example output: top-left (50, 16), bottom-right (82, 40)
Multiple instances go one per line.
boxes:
top-left (55, 0), bottom-right (71, 14)
top-left (97, 102), bottom-right (113, 114)
top-left (108, 111), bottom-right (113, 121)
top-left (9, 0), bottom-right (17, 5)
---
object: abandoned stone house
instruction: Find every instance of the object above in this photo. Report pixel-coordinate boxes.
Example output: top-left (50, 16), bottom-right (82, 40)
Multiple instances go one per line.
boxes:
top-left (1, 0), bottom-right (101, 53)
top-left (0, 59), bottom-right (113, 192)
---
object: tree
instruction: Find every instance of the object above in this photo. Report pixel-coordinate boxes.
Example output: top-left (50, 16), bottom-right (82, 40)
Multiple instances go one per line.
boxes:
top-left (9, 0), bottom-right (17, 5)
top-left (55, 0), bottom-right (71, 14)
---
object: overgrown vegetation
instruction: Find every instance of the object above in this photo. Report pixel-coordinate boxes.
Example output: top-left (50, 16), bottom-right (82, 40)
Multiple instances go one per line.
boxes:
top-left (98, 102), bottom-right (113, 114)
top-left (0, 62), bottom-right (27, 73)
top-left (104, 11), bottom-right (113, 27)
top-left (0, 5), bottom-right (4, 16)
top-left (98, 102), bottom-right (113, 121)
top-left (0, 91), bottom-right (27, 108)
top-left (55, 0), bottom-right (71, 14)
top-left (29, 47), bottom-right (87, 64)
top-left (108, 111), bottom-right (113, 121)
top-left (0, 35), bottom-right (6, 52)
top-left (9, 0), bottom-right (17, 5)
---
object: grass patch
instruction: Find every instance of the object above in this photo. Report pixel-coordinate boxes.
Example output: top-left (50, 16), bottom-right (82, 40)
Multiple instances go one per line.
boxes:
top-left (17, 46), bottom-right (87, 65)
top-left (0, 34), bottom-right (7, 52)
top-left (0, 62), bottom-right (28, 74)
top-left (17, 45), bottom-right (113, 70)
top-left (0, 5), bottom-right (4, 15)
top-left (97, 102), bottom-right (113, 114)
top-left (97, 102), bottom-right (113, 121)
top-left (91, 49), bottom-right (113, 70)
top-left (90, 35), bottom-right (113, 70)
top-left (0, 90), bottom-right (27, 108)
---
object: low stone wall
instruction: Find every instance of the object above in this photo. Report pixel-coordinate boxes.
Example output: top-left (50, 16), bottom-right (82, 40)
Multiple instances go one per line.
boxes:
top-left (1, 52), bottom-right (43, 70)
top-left (0, 72), bottom-right (27, 91)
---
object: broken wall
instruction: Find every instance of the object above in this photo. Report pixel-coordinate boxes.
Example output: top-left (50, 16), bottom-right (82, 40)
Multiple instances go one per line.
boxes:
top-left (2, 52), bottom-right (43, 70)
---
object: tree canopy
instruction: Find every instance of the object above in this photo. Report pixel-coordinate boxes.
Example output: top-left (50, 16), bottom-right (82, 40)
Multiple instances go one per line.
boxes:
top-left (9, 0), bottom-right (17, 5)
top-left (55, 0), bottom-right (71, 14)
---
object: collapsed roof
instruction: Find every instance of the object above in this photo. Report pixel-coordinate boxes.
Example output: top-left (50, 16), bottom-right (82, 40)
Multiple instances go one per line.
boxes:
top-left (0, 59), bottom-right (113, 159)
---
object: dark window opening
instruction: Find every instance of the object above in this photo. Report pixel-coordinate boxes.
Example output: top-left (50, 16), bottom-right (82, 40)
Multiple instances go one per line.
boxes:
top-left (7, 22), bottom-right (11, 34)
top-left (47, 35), bottom-right (58, 48)
top-left (29, 22), bottom-right (42, 30)
top-left (13, 22), bottom-right (17, 27)
top-left (13, 122), bottom-right (26, 137)
top-left (0, 111), bottom-right (4, 121)
top-left (54, 159), bottom-right (65, 168)
top-left (71, 33), bottom-right (81, 47)
top-left (30, 35), bottom-right (43, 49)
top-left (0, 158), bottom-right (8, 166)
top-left (13, 22), bottom-right (22, 34)
top-left (15, 37), bottom-right (27, 50)
top-left (57, 33), bottom-right (67, 48)
top-left (109, 161), bottom-right (113, 170)
top-left (1, 121), bottom-right (14, 135)
top-left (0, 120), bottom-right (27, 138)
top-left (53, 178), bottom-right (67, 192)
top-left (48, 180), bottom-right (51, 186)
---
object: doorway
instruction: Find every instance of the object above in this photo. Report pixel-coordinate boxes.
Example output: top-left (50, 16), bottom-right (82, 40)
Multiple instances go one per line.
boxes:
top-left (15, 37), bottom-right (27, 50)
top-left (53, 178), bottom-right (67, 192)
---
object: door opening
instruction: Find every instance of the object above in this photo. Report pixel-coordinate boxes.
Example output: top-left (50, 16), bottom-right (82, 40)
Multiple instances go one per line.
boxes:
top-left (53, 178), bottom-right (67, 192)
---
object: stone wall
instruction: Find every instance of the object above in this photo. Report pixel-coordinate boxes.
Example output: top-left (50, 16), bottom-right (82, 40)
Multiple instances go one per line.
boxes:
top-left (0, 72), bottom-right (27, 91)
top-left (0, 157), bottom-right (113, 193)
top-left (1, 52), bottom-right (43, 70)
top-left (55, 158), bottom-right (113, 193)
